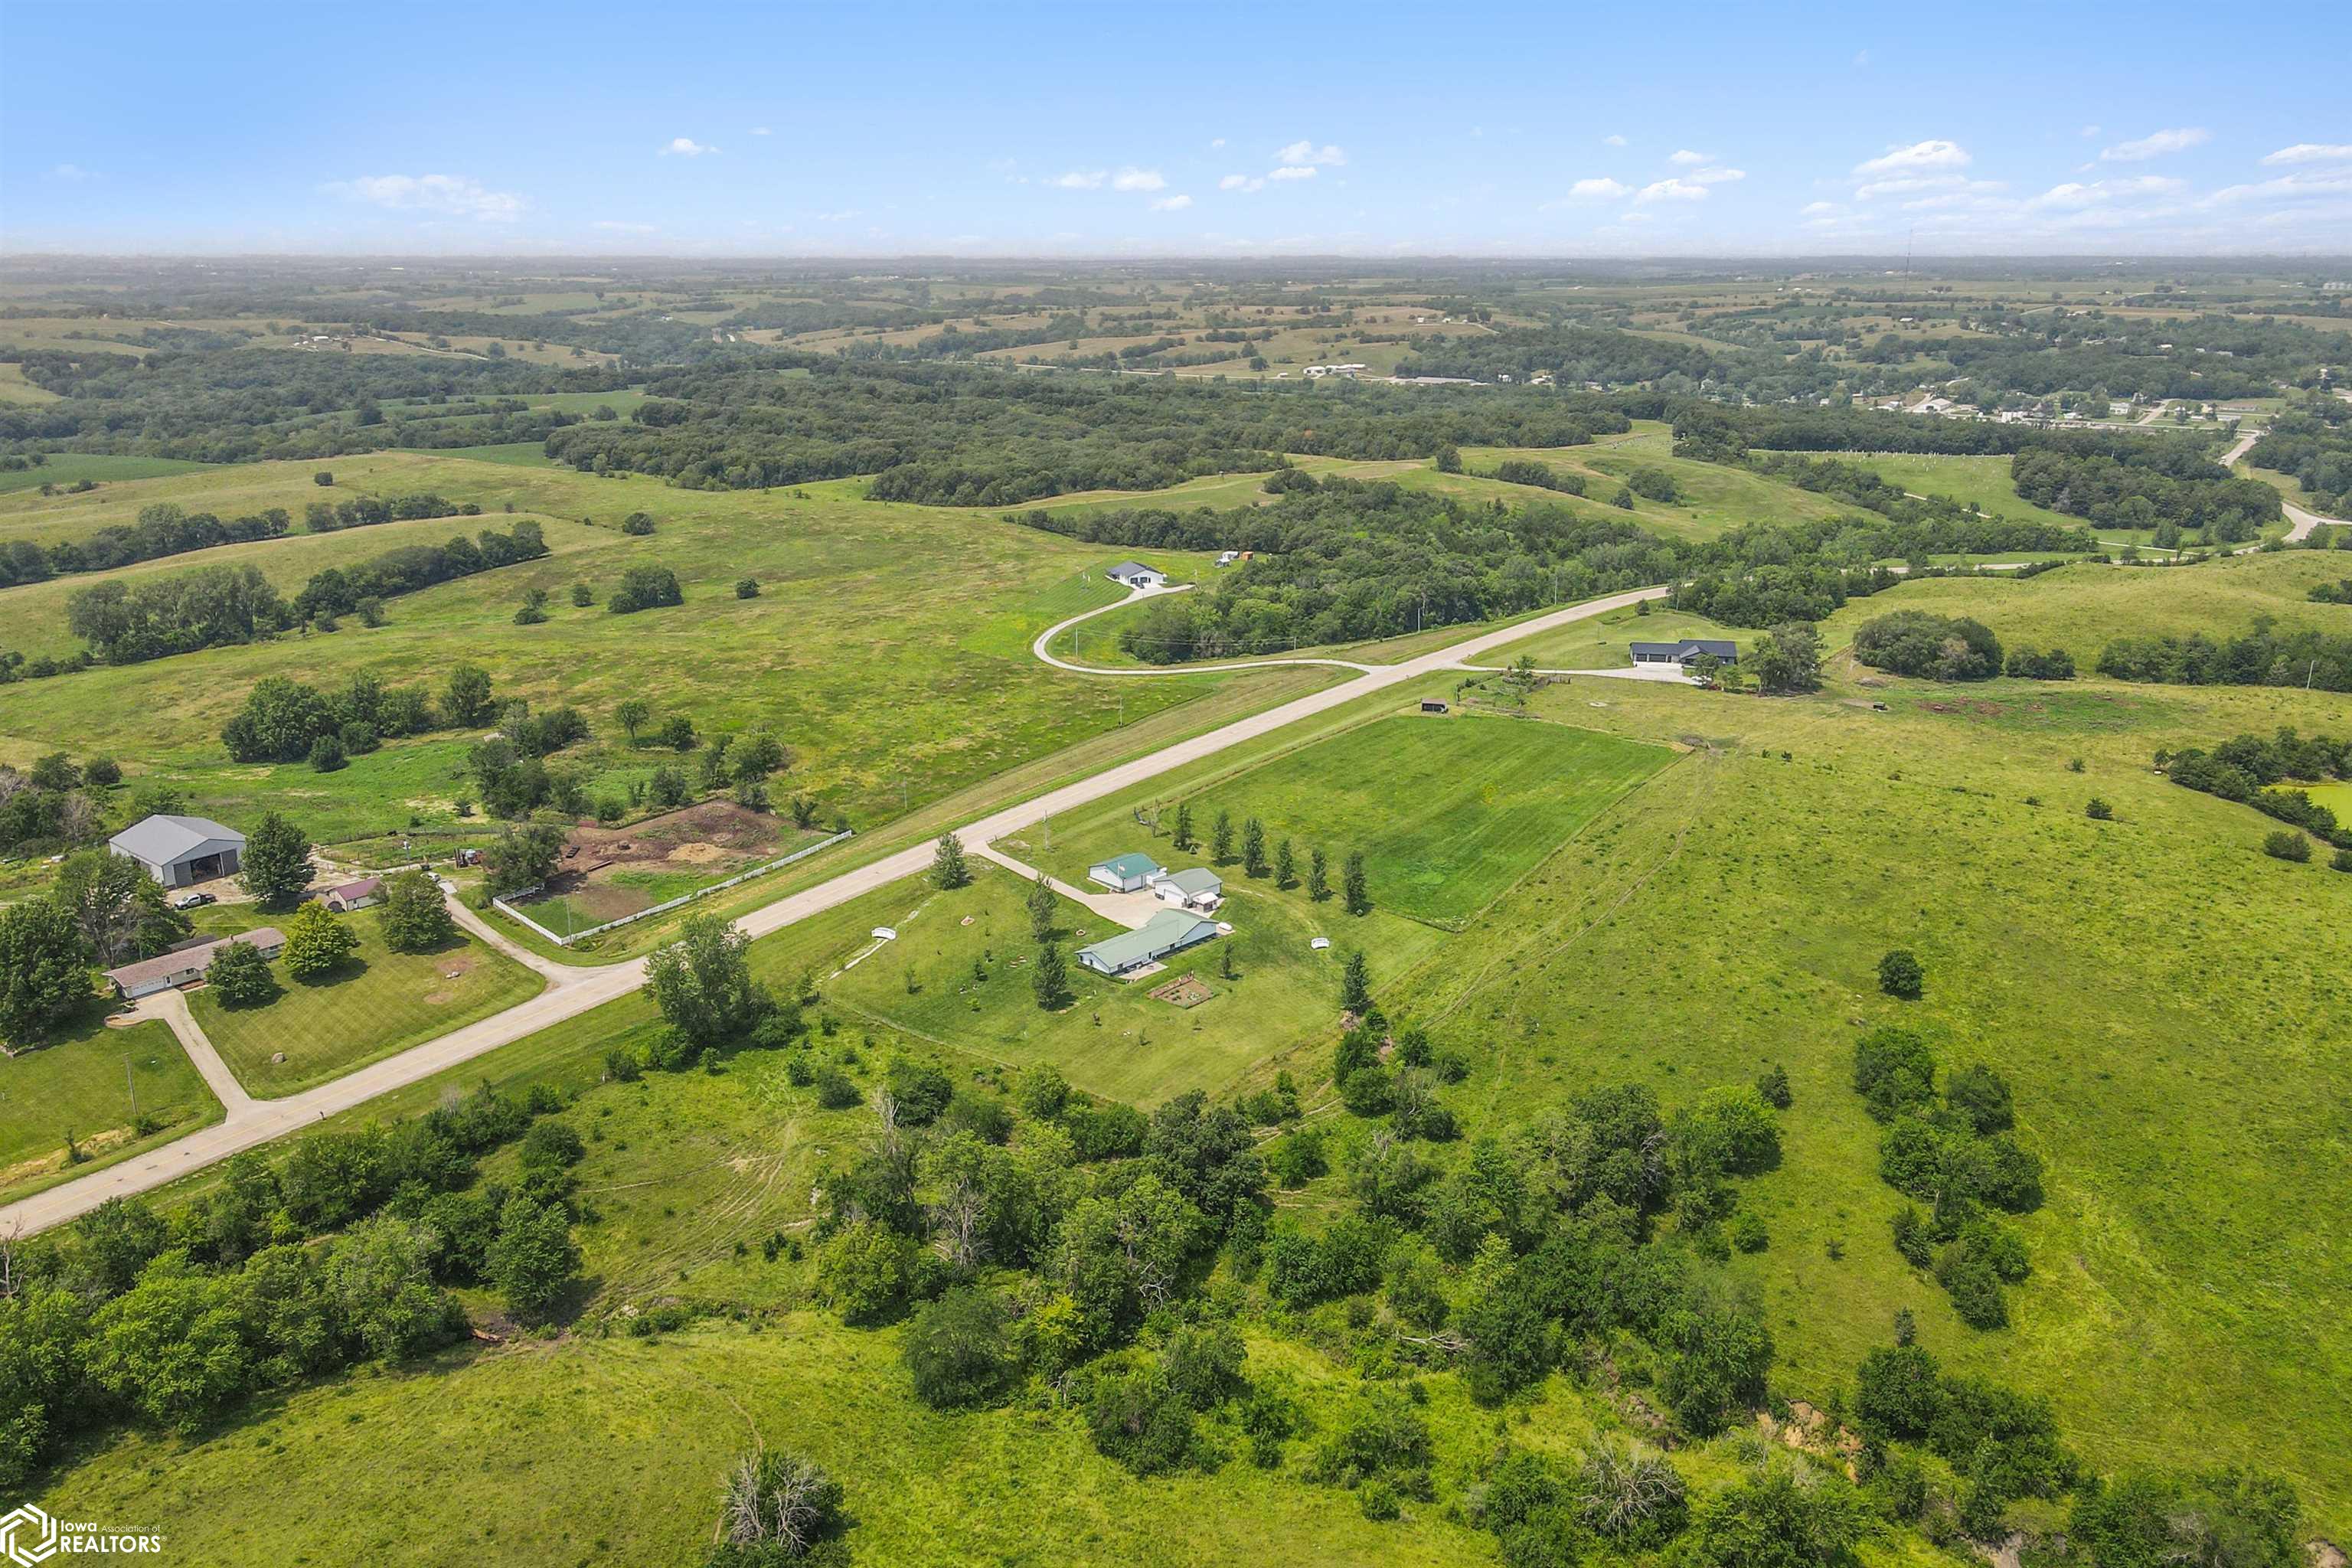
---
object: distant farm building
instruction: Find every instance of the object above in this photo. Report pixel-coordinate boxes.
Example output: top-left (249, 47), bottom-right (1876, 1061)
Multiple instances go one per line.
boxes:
top-left (1077, 910), bottom-right (1222, 978)
top-left (1087, 851), bottom-right (1165, 893)
top-left (1630, 639), bottom-right (1740, 668)
top-left (105, 927), bottom-right (286, 1000)
top-left (1420, 699), bottom-right (1449, 713)
top-left (109, 814), bottom-right (246, 889)
top-left (1105, 561), bottom-right (1168, 589)
top-left (1152, 867), bottom-right (1224, 913)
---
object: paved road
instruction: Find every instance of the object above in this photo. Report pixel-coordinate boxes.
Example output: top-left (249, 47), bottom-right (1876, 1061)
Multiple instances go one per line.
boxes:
top-left (124, 990), bottom-right (252, 1118)
top-left (1, 580), bottom-right (1668, 1239)
top-left (1034, 583), bottom-right (1374, 675)
top-left (2220, 426), bottom-right (2347, 541)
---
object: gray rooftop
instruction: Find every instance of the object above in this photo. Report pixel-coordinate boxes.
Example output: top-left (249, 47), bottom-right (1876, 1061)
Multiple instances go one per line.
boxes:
top-left (1161, 867), bottom-right (1223, 896)
top-left (109, 813), bottom-right (244, 865)
top-left (1079, 910), bottom-right (1219, 974)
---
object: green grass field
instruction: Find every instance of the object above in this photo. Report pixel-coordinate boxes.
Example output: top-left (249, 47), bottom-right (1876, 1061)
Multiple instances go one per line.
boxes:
top-left (1841, 452), bottom-right (2090, 533)
top-left (1814, 550), bottom-right (2352, 657)
top-left (187, 910), bottom-right (543, 1097)
top-left (1021, 711), bottom-right (1676, 929)
top-left (0, 452), bottom-right (211, 495)
top-left (0, 1014), bottom-right (217, 1197)
top-left (0, 452), bottom-right (1251, 858)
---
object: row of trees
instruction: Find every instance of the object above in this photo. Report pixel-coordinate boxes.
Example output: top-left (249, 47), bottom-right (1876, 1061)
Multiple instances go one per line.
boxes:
top-left (2095, 624), bottom-right (2352, 693)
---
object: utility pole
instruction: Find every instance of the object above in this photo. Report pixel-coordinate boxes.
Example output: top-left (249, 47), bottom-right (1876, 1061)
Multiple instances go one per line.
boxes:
top-left (125, 1056), bottom-right (137, 1122)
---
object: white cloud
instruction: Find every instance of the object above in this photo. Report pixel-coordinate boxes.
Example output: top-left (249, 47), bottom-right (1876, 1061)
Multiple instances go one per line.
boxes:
top-left (1210, 137), bottom-right (1226, 149)
top-left (1150, 194), bottom-right (1193, 211)
top-left (1668, 149), bottom-right (1710, 166)
top-left (1274, 139), bottom-right (1347, 166)
top-left (750, 126), bottom-right (772, 136)
top-left (1567, 177), bottom-right (1631, 199)
top-left (324, 173), bottom-right (524, 222)
top-left (1052, 170), bottom-right (1106, 189)
top-left (2207, 165), bottom-right (2352, 205)
top-left (1635, 178), bottom-right (1710, 204)
top-left (1111, 168), bottom-right (1166, 192)
top-left (1268, 165), bottom-right (1318, 181)
top-left (2027, 175), bottom-right (2186, 209)
top-left (48, 162), bottom-right (95, 181)
top-left (1852, 48), bottom-right (1870, 67)
top-left (2262, 143), bottom-right (2352, 165)
top-left (2079, 125), bottom-right (2102, 139)
top-left (1854, 172), bottom-right (2004, 202)
top-left (1219, 173), bottom-right (1265, 192)
top-left (1687, 166), bottom-right (1745, 186)
top-left (1604, 133), bottom-right (1627, 148)
top-left (2099, 126), bottom-right (2207, 162)
top-left (1853, 139), bottom-right (1970, 175)
top-left (660, 137), bottom-right (718, 156)
top-left (593, 220), bottom-right (658, 233)
top-left (1800, 200), bottom-right (1841, 216)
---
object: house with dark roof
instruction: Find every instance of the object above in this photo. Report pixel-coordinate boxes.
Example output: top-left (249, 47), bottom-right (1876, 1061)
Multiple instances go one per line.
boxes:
top-left (1105, 561), bottom-right (1168, 590)
top-left (321, 877), bottom-right (384, 913)
top-left (108, 814), bottom-right (246, 888)
top-left (1076, 910), bottom-right (1220, 978)
top-left (1629, 638), bottom-right (1740, 668)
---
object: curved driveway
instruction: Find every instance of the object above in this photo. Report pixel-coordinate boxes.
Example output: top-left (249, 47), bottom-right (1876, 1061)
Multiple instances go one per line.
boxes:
top-left (2, 580), bottom-right (1668, 1239)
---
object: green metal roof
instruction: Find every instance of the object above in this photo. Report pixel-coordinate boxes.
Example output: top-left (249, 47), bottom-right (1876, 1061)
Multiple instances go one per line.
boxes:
top-left (1078, 910), bottom-right (1219, 973)
top-left (1091, 851), bottom-right (1163, 880)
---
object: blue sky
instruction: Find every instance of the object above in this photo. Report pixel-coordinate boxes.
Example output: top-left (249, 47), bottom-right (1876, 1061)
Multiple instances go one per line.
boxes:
top-left (4, 2), bottom-right (2347, 256)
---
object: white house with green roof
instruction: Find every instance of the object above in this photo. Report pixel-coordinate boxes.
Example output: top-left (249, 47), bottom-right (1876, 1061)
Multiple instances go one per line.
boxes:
top-left (1087, 850), bottom-right (1165, 893)
top-left (1076, 909), bottom-right (1221, 978)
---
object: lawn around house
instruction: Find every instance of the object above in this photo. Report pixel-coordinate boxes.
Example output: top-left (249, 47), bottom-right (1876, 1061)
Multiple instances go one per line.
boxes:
top-left (0, 1014), bottom-right (219, 1200)
top-left (188, 911), bottom-right (543, 1097)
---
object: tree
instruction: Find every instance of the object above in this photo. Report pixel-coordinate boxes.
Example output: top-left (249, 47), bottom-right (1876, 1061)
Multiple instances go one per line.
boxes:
top-left (615, 698), bottom-right (650, 745)
top-left (1034, 938), bottom-right (1070, 1010)
top-left (204, 938), bottom-right (276, 1006)
top-left (377, 869), bottom-right (456, 952)
top-left (714, 1450), bottom-right (846, 1563)
top-left (2086, 797), bottom-right (2114, 821)
top-left (484, 1194), bottom-right (580, 1321)
top-left (643, 914), bottom-right (769, 1049)
top-left (1274, 838), bottom-right (1295, 889)
top-left (1675, 1468), bottom-right (1870, 1568)
top-left (323, 1215), bottom-right (461, 1360)
top-left (931, 831), bottom-right (970, 890)
top-left (1171, 802), bottom-right (1195, 851)
top-left (482, 822), bottom-right (564, 897)
top-left (1340, 950), bottom-right (1372, 1014)
top-left (1027, 872), bottom-right (1059, 940)
top-left (238, 812), bottom-right (312, 909)
top-left (443, 663), bottom-right (494, 727)
top-left (53, 848), bottom-right (187, 965)
top-left (1747, 622), bottom-right (1824, 694)
top-left (1343, 851), bottom-right (1370, 916)
top-left (281, 902), bottom-right (359, 981)
top-left (307, 733), bottom-right (346, 773)
top-left (1210, 810), bottom-right (1234, 864)
top-left (1877, 949), bottom-right (1924, 1000)
top-left (0, 899), bottom-right (92, 1045)
top-left (1242, 816), bottom-right (1269, 877)
top-left (818, 1219), bottom-right (914, 1325)
top-left (903, 1286), bottom-right (1018, 1409)
top-left (1435, 443), bottom-right (1462, 474)
top-left (1308, 846), bottom-right (1330, 902)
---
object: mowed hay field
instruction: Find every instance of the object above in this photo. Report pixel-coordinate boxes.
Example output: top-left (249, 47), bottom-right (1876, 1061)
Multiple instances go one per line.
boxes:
top-left (1373, 658), bottom-right (2352, 1530)
top-left (1060, 713), bottom-right (1671, 927)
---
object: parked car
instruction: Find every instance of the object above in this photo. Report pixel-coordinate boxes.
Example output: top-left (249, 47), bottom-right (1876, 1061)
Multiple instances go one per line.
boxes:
top-left (173, 891), bottom-right (217, 910)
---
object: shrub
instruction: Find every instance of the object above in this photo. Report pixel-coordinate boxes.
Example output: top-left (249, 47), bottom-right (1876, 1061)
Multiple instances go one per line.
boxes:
top-left (307, 733), bottom-right (347, 773)
top-left (1854, 610), bottom-right (2004, 681)
top-left (2086, 797), bottom-right (2114, 820)
top-left (2262, 830), bottom-right (2311, 863)
top-left (620, 511), bottom-right (656, 535)
top-left (903, 1287), bottom-right (1018, 1409)
top-left (1083, 1367), bottom-right (1204, 1475)
top-left (1853, 1026), bottom-right (1936, 1120)
top-left (1877, 948), bottom-right (1924, 1000)
top-left (735, 578), bottom-right (760, 599)
top-left (818, 1220), bottom-right (913, 1325)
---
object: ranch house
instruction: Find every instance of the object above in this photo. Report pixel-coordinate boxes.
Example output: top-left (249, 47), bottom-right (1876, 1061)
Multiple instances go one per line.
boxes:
top-left (104, 927), bottom-right (286, 1001)
top-left (1105, 561), bottom-right (1168, 589)
top-left (1088, 851), bottom-right (1165, 893)
top-left (1077, 909), bottom-right (1221, 978)
top-left (1629, 638), bottom-right (1740, 668)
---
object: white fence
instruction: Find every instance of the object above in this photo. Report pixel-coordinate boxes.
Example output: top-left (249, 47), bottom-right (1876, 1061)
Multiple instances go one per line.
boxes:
top-left (492, 828), bottom-right (854, 947)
